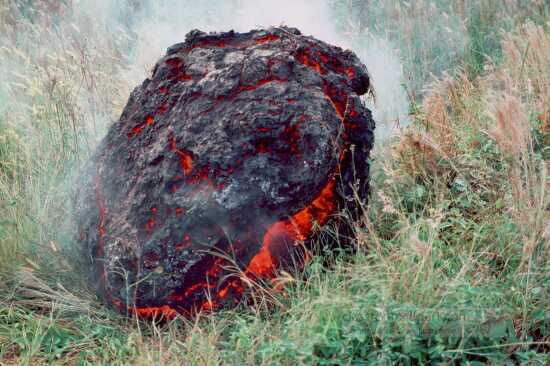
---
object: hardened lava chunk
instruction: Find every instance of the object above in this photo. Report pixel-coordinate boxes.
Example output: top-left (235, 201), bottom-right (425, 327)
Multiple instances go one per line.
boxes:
top-left (73, 27), bottom-right (375, 318)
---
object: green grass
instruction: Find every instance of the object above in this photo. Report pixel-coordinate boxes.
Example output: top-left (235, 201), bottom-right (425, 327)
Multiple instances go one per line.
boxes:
top-left (0, 1), bottom-right (549, 365)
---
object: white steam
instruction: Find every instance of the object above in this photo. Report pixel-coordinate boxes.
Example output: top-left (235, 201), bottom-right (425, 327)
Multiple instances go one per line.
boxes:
top-left (84, 0), bottom-right (410, 139)
top-left (358, 37), bottom-right (410, 137)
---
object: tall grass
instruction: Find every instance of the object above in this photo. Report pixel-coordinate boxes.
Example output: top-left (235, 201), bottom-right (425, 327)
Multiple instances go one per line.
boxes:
top-left (0, 1), bottom-right (549, 365)
top-left (333, 0), bottom-right (548, 99)
top-left (0, 0), bottom-right (129, 272)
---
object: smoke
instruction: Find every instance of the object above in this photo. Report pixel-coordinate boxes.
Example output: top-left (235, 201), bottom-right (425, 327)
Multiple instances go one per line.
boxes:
top-left (78, 0), bottom-right (410, 139)
top-left (357, 37), bottom-right (410, 137)
top-left (0, 0), bottom-right (409, 148)
top-left (126, 0), bottom-right (340, 78)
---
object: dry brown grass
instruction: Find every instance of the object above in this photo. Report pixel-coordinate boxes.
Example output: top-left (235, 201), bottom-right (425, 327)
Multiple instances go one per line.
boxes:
top-left (394, 71), bottom-right (480, 192)
top-left (396, 21), bottom-right (548, 217)
top-left (484, 22), bottom-right (549, 269)
top-left (387, 20), bottom-right (548, 301)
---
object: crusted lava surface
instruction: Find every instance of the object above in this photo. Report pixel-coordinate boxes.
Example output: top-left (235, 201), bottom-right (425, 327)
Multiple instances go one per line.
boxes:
top-left (73, 27), bottom-right (375, 318)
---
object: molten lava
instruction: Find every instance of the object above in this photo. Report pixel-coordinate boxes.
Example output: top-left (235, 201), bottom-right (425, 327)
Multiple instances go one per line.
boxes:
top-left (246, 176), bottom-right (336, 277)
top-left (74, 26), bottom-right (374, 318)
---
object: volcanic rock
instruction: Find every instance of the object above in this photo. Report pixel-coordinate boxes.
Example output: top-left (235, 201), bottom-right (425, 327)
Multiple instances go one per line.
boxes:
top-left (73, 27), bottom-right (375, 317)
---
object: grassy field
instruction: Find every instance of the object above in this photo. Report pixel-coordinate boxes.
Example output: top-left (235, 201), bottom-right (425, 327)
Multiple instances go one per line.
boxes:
top-left (0, 1), bottom-right (548, 365)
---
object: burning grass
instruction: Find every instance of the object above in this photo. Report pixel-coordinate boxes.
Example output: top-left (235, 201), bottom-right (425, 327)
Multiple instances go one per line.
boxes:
top-left (0, 1), bottom-right (549, 365)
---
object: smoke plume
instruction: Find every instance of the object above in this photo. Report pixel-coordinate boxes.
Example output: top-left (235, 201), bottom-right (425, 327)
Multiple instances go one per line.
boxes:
top-left (83, 0), bottom-right (410, 138)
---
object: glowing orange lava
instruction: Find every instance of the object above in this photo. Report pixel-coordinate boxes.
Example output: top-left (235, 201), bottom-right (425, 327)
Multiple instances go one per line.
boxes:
top-left (132, 305), bottom-right (177, 320)
top-left (179, 73), bottom-right (193, 81)
top-left (191, 39), bottom-right (227, 49)
top-left (246, 176), bottom-right (336, 277)
top-left (128, 115), bottom-right (154, 139)
top-left (158, 102), bottom-right (168, 114)
top-left (295, 48), bottom-right (327, 75)
top-left (145, 207), bottom-right (157, 234)
top-left (255, 34), bottom-right (280, 45)
top-left (169, 135), bottom-right (193, 175)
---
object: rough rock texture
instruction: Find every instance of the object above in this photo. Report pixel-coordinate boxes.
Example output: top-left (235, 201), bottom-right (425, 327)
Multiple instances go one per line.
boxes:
top-left (74, 27), bottom-right (375, 317)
